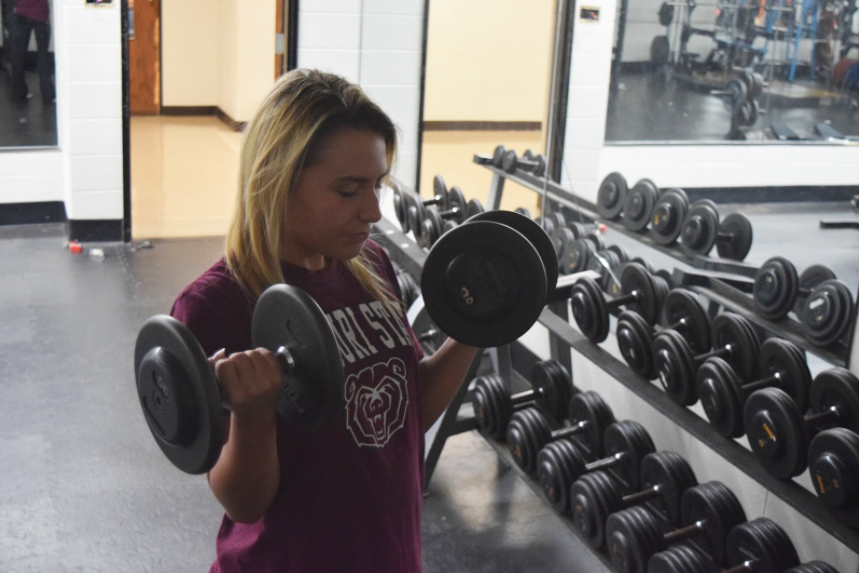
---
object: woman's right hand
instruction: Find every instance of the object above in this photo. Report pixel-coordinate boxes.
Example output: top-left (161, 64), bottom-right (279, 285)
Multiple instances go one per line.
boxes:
top-left (208, 348), bottom-right (282, 421)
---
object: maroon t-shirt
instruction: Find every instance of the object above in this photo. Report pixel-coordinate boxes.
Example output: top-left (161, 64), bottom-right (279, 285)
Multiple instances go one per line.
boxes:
top-left (170, 240), bottom-right (425, 573)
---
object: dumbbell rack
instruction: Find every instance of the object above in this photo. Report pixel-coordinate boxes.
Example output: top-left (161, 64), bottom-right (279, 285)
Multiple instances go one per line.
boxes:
top-left (373, 165), bottom-right (859, 558)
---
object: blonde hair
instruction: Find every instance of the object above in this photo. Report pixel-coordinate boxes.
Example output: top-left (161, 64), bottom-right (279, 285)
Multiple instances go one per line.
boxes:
top-left (225, 69), bottom-right (400, 314)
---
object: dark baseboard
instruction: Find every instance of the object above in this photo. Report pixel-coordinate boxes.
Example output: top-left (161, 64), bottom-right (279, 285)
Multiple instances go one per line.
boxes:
top-left (215, 108), bottom-right (247, 132)
top-left (161, 106), bottom-right (218, 116)
top-left (423, 121), bottom-right (542, 132)
top-left (685, 186), bottom-right (859, 204)
top-left (67, 219), bottom-right (124, 242)
top-left (0, 201), bottom-right (66, 225)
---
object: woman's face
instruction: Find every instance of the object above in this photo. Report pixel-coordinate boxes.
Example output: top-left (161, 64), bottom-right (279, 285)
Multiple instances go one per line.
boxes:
top-left (282, 127), bottom-right (388, 270)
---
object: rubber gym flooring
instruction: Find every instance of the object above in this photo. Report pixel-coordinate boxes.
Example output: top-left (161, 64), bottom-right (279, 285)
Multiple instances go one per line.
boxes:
top-left (0, 202), bottom-right (857, 572)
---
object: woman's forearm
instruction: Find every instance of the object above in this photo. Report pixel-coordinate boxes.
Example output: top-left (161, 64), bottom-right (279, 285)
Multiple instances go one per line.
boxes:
top-left (418, 338), bottom-right (481, 430)
top-left (207, 413), bottom-right (281, 524)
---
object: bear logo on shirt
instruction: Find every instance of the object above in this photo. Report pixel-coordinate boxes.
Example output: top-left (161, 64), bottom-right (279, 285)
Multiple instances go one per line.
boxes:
top-left (344, 357), bottom-right (409, 448)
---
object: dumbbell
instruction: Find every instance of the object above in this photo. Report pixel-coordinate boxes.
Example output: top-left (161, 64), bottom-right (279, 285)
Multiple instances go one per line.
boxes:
top-left (586, 245), bottom-right (633, 293)
top-left (536, 420), bottom-right (656, 514)
top-left (409, 177), bottom-right (468, 242)
top-left (394, 177), bottom-right (453, 234)
top-left (752, 257), bottom-right (841, 321)
top-left (394, 267), bottom-right (420, 310)
top-left (571, 262), bottom-right (671, 343)
top-left (135, 284), bottom-right (346, 474)
top-left (647, 517), bottom-right (800, 573)
top-left (417, 204), bottom-right (469, 250)
top-left (605, 481), bottom-right (747, 573)
top-left (807, 427), bottom-right (859, 527)
top-left (472, 360), bottom-right (574, 440)
top-left (507, 391), bottom-right (615, 474)
top-left (622, 179), bottom-right (662, 233)
top-left (744, 368), bottom-right (859, 479)
top-left (571, 451), bottom-right (698, 550)
top-left (502, 149), bottom-right (547, 176)
top-left (679, 200), bottom-right (753, 261)
top-left (597, 172), bottom-right (629, 220)
top-left (649, 188), bottom-right (690, 246)
top-left (421, 209), bottom-right (558, 348)
top-left (697, 338), bottom-right (811, 439)
top-left (617, 289), bottom-right (711, 380)
top-left (556, 232), bottom-right (608, 275)
top-left (653, 312), bottom-right (760, 406)
top-left (490, 145), bottom-right (507, 167)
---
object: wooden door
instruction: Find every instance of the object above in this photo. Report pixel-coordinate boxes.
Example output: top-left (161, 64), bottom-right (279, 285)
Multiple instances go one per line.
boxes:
top-left (128, 0), bottom-right (160, 115)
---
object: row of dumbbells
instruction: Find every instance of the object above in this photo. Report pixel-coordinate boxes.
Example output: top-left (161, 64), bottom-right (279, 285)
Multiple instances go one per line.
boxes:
top-left (392, 178), bottom-right (486, 250)
top-left (566, 263), bottom-right (859, 527)
top-left (484, 145), bottom-right (549, 177)
top-left (597, 173), bottom-right (754, 262)
top-left (470, 361), bottom-right (839, 573)
top-left (753, 256), bottom-right (855, 348)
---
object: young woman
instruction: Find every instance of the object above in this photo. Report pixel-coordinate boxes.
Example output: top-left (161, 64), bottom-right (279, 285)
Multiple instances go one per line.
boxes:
top-left (171, 69), bottom-right (479, 573)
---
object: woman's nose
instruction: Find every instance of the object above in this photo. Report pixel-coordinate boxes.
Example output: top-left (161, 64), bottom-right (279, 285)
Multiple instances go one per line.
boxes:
top-left (361, 188), bottom-right (383, 222)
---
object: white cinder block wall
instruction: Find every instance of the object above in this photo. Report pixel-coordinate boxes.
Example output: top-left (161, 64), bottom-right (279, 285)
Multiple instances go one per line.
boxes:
top-left (561, 0), bottom-right (859, 204)
top-left (0, 1), bottom-right (123, 225)
top-left (297, 0), bottom-right (425, 189)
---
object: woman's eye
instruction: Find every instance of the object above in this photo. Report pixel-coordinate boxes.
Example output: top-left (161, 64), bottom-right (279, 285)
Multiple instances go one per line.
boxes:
top-left (338, 189), bottom-right (358, 198)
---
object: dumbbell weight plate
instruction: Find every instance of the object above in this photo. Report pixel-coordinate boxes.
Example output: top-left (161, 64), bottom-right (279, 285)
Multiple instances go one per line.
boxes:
top-left (419, 207), bottom-right (444, 250)
top-left (515, 207), bottom-right (533, 219)
top-left (650, 188), bottom-right (690, 246)
top-left (617, 310), bottom-right (656, 379)
top-left (680, 481), bottom-right (747, 566)
top-left (603, 421), bottom-right (656, 491)
top-left (808, 428), bottom-right (859, 526)
top-left (442, 220), bottom-right (458, 235)
top-left (631, 257), bottom-right (653, 274)
top-left (533, 154), bottom-right (548, 177)
top-left (647, 545), bottom-right (709, 573)
top-left (653, 329), bottom-right (698, 406)
top-left (470, 210), bottom-right (559, 297)
top-left (584, 232), bottom-right (607, 252)
top-left (492, 145), bottom-right (506, 167)
top-left (785, 562), bottom-right (842, 573)
top-left (432, 174), bottom-right (450, 211)
top-left (135, 316), bottom-right (225, 475)
top-left (811, 368), bottom-right (859, 433)
top-left (760, 338), bottom-right (812, 412)
top-left (663, 290), bottom-right (711, 354)
top-left (253, 284), bottom-right (346, 431)
top-left (538, 439), bottom-right (588, 513)
top-left (753, 257), bottom-right (799, 321)
top-left (716, 213), bottom-right (753, 261)
top-left (793, 265), bottom-right (837, 318)
top-left (406, 195), bottom-right (425, 240)
top-left (655, 269), bottom-right (674, 290)
top-left (472, 374), bottom-right (510, 439)
top-left (421, 220), bottom-right (547, 348)
top-left (802, 279), bottom-right (855, 347)
top-left (551, 226), bottom-right (576, 261)
top-left (562, 238), bottom-right (593, 275)
top-left (640, 451), bottom-right (698, 525)
top-left (392, 183), bottom-right (410, 232)
top-left (571, 277), bottom-right (612, 343)
top-left (569, 222), bottom-right (587, 240)
top-left (598, 172), bottom-right (628, 220)
top-left (535, 215), bottom-right (555, 236)
top-left (466, 198), bottom-right (485, 218)
top-left (546, 212), bottom-right (566, 234)
top-left (712, 313), bottom-right (759, 381)
top-left (568, 390), bottom-right (616, 458)
top-left (532, 359), bottom-right (575, 424)
top-left (607, 244), bottom-right (630, 263)
top-left (745, 388), bottom-right (808, 478)
top-left (448, 186), bottom-right (468, 221)
top-left (680, 199), bottom-right (720, 257)
top-left (501, 150), bottom-right (521, 173)
top-left (507, 407), bottom-right (551, 474)
top-left (622, 263), bottom-right (665, 326)
top-left (622, 180), bottom-right (660, 232)
top-left (726, 518), bottom-right (800, 573)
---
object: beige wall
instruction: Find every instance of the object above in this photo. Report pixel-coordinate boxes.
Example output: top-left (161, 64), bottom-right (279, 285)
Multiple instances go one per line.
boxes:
top-left (162, 0), bottom-right (275, 122)
top-left (423, 0), bottom-right (557, 123)
top-left (161, 0), bottom-right (219, 107)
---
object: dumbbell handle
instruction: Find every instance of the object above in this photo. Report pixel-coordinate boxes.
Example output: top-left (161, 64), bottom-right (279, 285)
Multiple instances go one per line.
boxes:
top-left (805, 406), bottom-right (841, 428)
top-left (622, 484), bottom-right (662, 506)
top-left (274, 346), bottom-right (306, 414)
top-left (550, 420), bottom-right (589, 441)
top-left (511, 388), bottom-right (539, 409)
top-left (585, 451), bottom-right (627, 472)
top-left (740, 372), bottom-right (783, 393)
top-left (422, 196), bottom-right (444, 207)
top-left (663, 519), bottom-right (705, 544)
top-left (438, 207), bottom-right (462, 219)
top-left (694, 345), bottom-right (732, 365)
top-left (720, 562), bottom-right (756, 573)
top-left (608, 290), bottom-right (641, 309)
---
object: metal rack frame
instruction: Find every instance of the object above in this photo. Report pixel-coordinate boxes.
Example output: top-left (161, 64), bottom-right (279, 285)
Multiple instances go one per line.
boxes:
top-left (372, 166), bottom-right (859, 555)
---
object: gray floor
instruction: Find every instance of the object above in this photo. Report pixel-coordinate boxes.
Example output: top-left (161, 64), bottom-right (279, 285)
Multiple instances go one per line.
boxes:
top-left (1, 202), bottom-right (857, 572)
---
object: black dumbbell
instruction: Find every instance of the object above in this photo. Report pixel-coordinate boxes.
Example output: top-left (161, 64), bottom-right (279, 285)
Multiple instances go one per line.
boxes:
top-left (402, 175), bottom-right (451, 233)
top-left (421, 209), bottom-right (558, 348)
top-left (617, 289), bottom-right (711, 380)
top-left (650, 188), bottom-right (690, 246)
top-left (472, 360), bottom-right (574, 440)
top-left (585, 248), bottom-right (627, 293)
top-left (490, 145), bottom-right (507, 167)
top-left (679, 200), bottom-right (753, 261)
top-left (466, 197), bottom-right (485, 218)
top-left (395, 269), bottom-right (420, 310)
top-left (502, 149), bottom-right (547, 176)
top-left (697, 338), bottom-right (811, 439)
top-left (135, 284), bottom-right (346, 474)
top-left (744, 368), bottom-right (859, 479)
top-left (785, 563), bottom-right (842, 573)
top-left (417, 204), bottom-right (468, 249)
top-left (507, 391), bottom-right (616, 474)
top-left (752, 257), bottom-right (837, 321)
top-left (800, 277), bottom-right (855, 348)
top-left (536, 211), bottom-right (567, 237)
top-left (606, 481), bottom-right (747, 573)
top-left (622, 179), bottom-right (661, 233)
top-left (647, 517), bottom-right (800, 573)
top-left (556, 233), bottom-right (605, 275)
top-left (571, 451), bottom-right (698, 550)
top-left (653, 312), bottom-right (760, 406)
top-left (598, 172), bottom-right (629, 221)
top-left (571, 262), bottom-right (671, 343)
top-left (536, 421), bottom-right (656, 514)
top-left (807, 427), bottom-right (859, 528)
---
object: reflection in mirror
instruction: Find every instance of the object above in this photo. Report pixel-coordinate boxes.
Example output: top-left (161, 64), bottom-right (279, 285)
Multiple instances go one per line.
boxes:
top-left (0, 0), bottom-right (57, 147)
top-left (607, 0), bottom-right (859, 142)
